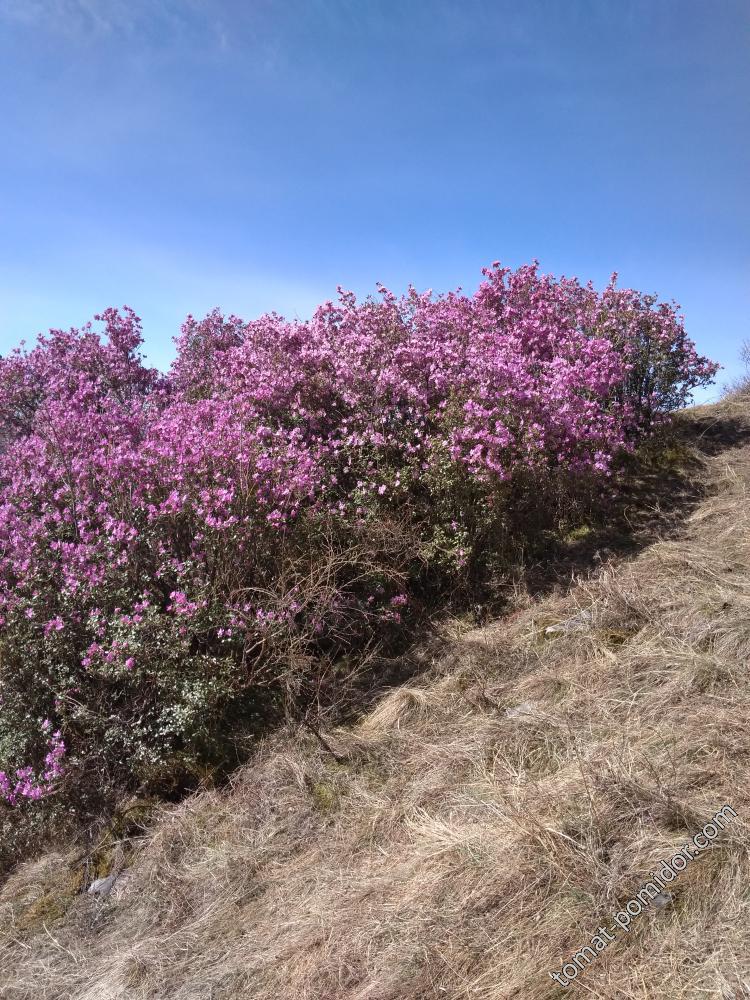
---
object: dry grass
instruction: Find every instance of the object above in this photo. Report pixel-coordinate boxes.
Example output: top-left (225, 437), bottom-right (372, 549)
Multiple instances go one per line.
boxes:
top-left (2, 398), bottom-right (750, 999)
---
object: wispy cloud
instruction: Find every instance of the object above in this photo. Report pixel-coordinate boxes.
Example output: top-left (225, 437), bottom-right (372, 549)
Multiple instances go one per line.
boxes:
top-left (0, 0), bottom-right (207, 41)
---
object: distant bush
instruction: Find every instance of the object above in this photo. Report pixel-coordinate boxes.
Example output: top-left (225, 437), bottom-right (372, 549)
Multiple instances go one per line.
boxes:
top-left (723, 340), bottom-right (750, 398)
top-left (0, 262), bottom-right (718, 799)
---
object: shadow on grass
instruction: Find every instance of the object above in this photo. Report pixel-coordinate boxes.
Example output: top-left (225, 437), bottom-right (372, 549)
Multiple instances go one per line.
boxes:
top-left (336, 409), bottom-right (750, 716)
top-left (507, 411), bottom-right (750, 604)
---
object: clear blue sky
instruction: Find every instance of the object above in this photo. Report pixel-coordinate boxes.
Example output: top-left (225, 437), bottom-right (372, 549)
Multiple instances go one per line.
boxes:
top-left (1, 0), bottom-right (748, 399)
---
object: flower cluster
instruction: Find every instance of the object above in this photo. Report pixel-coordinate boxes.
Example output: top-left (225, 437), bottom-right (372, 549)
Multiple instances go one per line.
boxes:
top-left (0, 722), bottom-right (65, 805)
top-left (0, 263), bottom-right (718, 794)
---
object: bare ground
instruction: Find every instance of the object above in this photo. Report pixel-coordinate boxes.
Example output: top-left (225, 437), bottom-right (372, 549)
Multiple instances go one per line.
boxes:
top-left (2, 396), bottom-right (750, 1000)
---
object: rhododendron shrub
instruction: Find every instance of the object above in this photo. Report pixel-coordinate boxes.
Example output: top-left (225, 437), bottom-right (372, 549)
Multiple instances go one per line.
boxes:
top-left (0, 264), bottom-right (717, 796)
top-left (592, 278), bottom-right (718, 423)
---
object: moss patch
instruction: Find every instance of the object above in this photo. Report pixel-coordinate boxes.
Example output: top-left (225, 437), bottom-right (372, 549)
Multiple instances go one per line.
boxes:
top-left (311, 781), bottom-right (339, 814)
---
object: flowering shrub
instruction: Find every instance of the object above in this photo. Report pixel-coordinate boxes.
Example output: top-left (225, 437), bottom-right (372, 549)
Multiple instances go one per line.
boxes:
top-left (0, 263), bottom-right (718, 798)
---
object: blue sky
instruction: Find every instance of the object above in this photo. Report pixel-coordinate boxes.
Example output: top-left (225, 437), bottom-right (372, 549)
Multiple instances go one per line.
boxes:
top-left (1, 0), bottom-right (748, 399)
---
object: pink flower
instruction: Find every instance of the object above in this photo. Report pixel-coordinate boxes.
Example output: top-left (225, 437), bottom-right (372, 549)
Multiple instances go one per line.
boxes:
top-left (43, 616), bottom-right (65, 635)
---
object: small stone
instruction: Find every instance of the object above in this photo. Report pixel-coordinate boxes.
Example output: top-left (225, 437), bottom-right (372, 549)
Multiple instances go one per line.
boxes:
top-left (545, 608), bottom-right (594, 634)
top-left (652, 891), bottom-right (673, 909)
top-left (505, 700), bottom-right (536, 720)
top-left (87, 874), bottom-right (117, 897)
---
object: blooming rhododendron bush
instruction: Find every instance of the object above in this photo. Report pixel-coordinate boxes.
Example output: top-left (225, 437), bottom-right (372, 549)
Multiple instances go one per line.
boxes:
top-left (0, 263), bottom-right (718, 804)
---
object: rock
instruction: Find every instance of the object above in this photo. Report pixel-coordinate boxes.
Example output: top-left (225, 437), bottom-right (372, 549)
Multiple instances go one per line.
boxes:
top-left (505, 700), bottom-right (536, 720)
top-left (652, 891), bottom-right (674, 909)
top-left (87, 874), bottom-right (117, 897)
top-left (545, 608), bottom-right (594, 634)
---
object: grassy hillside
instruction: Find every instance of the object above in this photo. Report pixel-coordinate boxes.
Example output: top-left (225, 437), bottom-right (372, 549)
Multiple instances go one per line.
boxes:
top-left (1, 394), bottom-right (749, 999)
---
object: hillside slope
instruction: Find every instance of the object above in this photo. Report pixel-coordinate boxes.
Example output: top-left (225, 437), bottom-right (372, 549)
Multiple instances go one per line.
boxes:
top-left (1, 397), bottom-right (750, 1000)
